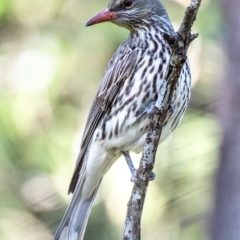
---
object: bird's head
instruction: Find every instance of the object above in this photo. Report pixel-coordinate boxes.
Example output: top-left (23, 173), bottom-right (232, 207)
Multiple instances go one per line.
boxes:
top-left (86, 0), bottom-right (169, 31)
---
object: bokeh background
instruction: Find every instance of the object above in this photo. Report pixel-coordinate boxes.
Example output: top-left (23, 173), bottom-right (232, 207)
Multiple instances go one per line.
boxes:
top-left (1, 0), bottom-right (239, 239)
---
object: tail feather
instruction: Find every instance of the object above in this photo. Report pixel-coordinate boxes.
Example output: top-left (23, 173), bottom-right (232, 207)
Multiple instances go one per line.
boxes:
top-left (54, 179), bottom-right (101, 240)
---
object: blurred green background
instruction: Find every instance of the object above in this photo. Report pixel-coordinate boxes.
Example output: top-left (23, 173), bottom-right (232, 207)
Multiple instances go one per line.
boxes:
top-left (0, 0), bottom-right (223, 239)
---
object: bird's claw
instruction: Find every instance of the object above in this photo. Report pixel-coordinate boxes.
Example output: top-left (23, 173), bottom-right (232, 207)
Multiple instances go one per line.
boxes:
top-left (130, 169), bottom-right (156, 184)
top-left (147, 102), bottom-right (174, 116)
top-left (122, 151), bottom-right (156, 184)
top-left (168, 101), bottom-right (174, 114)
top-left (130, 169), bottom-right (142, 184)
top-left (147, 105), bottom-right (161, 115)
top-left (149, 171), bottom-right (156, 181)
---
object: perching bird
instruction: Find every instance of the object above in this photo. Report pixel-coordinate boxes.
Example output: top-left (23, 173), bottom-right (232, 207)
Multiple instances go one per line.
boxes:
top-left (54, 0), bottom-right (191, 239)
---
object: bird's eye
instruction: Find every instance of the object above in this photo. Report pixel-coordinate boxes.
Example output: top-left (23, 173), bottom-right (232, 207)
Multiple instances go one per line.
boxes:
top-left (123, 0), bottom-right (133, 8)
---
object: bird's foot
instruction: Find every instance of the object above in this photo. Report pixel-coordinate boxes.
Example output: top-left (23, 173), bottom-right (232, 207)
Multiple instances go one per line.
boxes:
top-left (131, 169), bottom-right (156, 184)
top-left (122, 151), bottom-right (156, 184)
top-left (130, 169), bottom-right (142, 184)
top-left (147, 105), bottom-right (161, 115)
top-left (149, 171), bottom-right (156, 181)
top-left (168, 101), bottom-right (174, 114)
top-left (147, 101), bottom-right (174, 115)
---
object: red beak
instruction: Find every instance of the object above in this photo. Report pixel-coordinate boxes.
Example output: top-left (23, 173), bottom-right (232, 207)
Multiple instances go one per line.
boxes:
top-left (86, 8), bottom-right (117, 26)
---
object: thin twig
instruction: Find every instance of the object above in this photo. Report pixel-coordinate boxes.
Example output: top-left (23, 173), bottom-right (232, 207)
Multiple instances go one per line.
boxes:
top-left (122, 0), bottom-right (202, 239)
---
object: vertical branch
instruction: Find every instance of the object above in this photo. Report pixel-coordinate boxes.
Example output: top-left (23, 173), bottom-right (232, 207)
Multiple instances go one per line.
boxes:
top-left (122, 0), bottom-right (201, 239)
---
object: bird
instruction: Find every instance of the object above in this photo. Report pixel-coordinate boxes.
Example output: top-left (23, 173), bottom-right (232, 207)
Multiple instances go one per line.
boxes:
top-left (54, 0), bottom-right (191, 239)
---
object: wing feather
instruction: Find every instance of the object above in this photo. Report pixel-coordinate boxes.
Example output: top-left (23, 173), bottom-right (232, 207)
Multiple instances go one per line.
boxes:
top-left (68, 45), bottom-right (138, 193)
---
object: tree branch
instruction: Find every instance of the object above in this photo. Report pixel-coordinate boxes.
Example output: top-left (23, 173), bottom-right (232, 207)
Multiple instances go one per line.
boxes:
top-left (122, 1), bottom-right (202, 239)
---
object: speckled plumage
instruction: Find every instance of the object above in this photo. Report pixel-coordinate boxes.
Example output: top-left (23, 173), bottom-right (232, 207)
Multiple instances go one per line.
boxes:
top-left (55, 0), bottom-right (191, 239)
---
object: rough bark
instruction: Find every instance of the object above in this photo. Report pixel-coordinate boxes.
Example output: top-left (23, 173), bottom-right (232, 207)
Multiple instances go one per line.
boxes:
top-left (122, 1), bottom-right (202, 239)
top-left (211, 0), bottom-right (240, 239)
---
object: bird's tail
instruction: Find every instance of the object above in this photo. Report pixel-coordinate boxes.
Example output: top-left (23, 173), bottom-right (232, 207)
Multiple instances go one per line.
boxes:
top-left (54, 179), bottom-right (101, 240)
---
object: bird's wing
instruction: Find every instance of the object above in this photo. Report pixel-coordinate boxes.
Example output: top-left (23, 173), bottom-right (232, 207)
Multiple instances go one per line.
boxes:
top-left (68, 45), bottom-right (139, 193)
